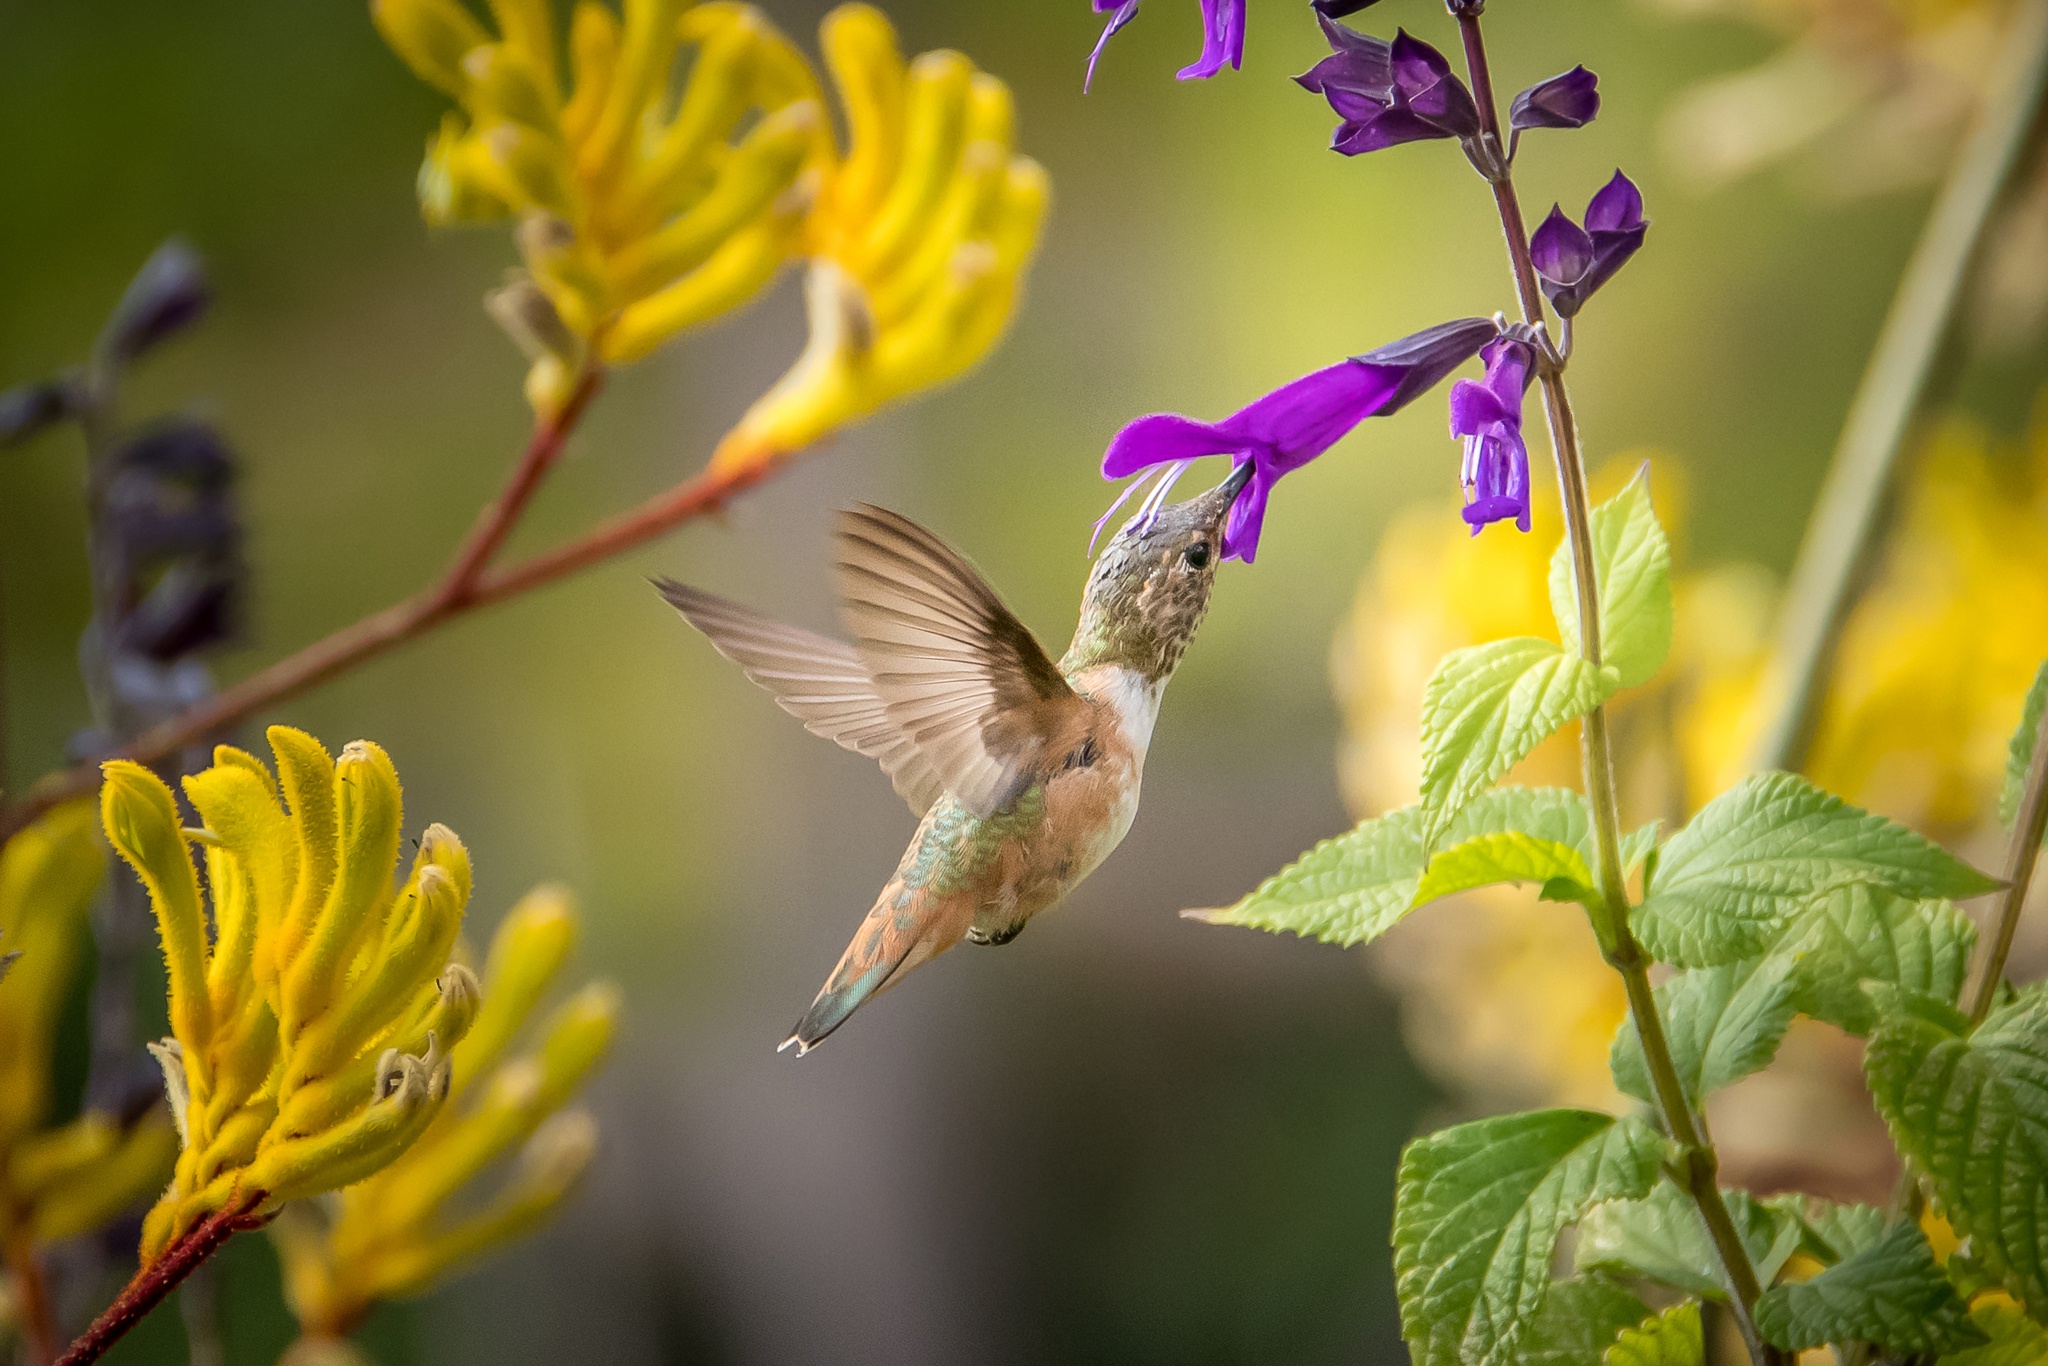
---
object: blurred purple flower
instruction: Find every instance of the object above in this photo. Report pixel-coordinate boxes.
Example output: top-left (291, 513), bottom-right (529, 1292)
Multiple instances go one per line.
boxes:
top-left (1299, 25), bottom-right (1478, 156)
top-left (1086, 0), bottom-right (1244, 90)
top-left (1097, 318), bottom-right (1498, 562)
top-left (1529, 171), bottom-right (1649, 317)
top-left (1509, 66), bottom-right (1600, 133)
top-left (1449, 338), bottom-right (1536, 534)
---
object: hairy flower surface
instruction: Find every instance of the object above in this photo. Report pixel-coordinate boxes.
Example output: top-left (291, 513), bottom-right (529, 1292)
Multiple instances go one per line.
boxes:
top-left (0, 805), bottom-right (178, 1265)
top-left (377, 0), bottom-right (834, 412)
top-left (1098, 318), bottom-right (1497, 562)
top-left (101, 729), bottom-right (478, 1265)
top-left (1085, 0), bottom-right (1245, 89)
top-left (709, 5), bottom-right (1049, 476)
top-left (273, 886), bottom-right (617, 1344)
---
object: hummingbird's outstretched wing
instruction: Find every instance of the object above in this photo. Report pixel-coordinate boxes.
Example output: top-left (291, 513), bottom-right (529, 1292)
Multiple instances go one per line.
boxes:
top-left (652, 579), bottom-right (952, 815)
top-left (834, 505), bottom-right (1091, 819)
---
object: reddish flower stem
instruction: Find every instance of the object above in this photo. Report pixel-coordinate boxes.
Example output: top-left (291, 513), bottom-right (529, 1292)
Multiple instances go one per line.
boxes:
top-left (0, 374), bottom-right (792, 845)
top-left (53, 1198), bottom-right (263, 1366)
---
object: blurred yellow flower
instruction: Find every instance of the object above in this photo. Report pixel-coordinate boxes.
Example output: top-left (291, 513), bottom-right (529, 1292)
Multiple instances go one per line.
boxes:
top-left (1334, 402), bottom-right (2048, 1186)
top-left (272, 886), bottom-right (618, 1350)
top-left (0, 804), bottom-right (177, 1354)
top-left (102, 729), bottom-right (478, 1266)
top-left (375, 0), bottom-right (1047, 458)
top-left (709, 5), bottom-right (1049, 476)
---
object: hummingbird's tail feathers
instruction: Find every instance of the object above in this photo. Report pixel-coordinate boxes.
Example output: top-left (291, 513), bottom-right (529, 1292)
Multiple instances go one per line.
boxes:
top-left (780, 885), bottom-right (961, 1055)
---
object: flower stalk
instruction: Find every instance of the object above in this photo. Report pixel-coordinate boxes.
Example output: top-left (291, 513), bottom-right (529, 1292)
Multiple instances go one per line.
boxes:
top-left (1968, 692), bottom-right (2048, 1026)
top-left (51, 1195), bottom-right (265, 1366)
top-left (1456, 12), bottom-right (1780, 1363)
top-left (1748, 0), bottom-right (2048, 774)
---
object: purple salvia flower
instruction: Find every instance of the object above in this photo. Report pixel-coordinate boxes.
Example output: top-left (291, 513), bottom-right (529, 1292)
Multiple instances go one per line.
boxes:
top-left (1301, 25), bottom-right (1479, 157)
top-left (1529, 170), bottom-right (1650, 318)
top-left (1311, 0), bottom-right (1381, 14)
top-left (1448, 338), bottom-right (1536, 535)
top-left (1508, 66), bottom-right (1600, 132)
top-left (1097, 318), bottom-right (1497, 562)
top-left (1086, 0), bottom-right (1244, 90)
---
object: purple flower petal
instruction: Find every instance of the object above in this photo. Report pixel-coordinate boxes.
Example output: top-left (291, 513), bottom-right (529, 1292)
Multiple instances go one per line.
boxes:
top-left (1221, 459), bottom-right (1272, 561)
top-left (1450, 341), bottom-right (1534, 535)
top-left (1334, 108), bottom-right (1450, 155)
top-left (1389, 31), bottom-right (1478, 137)
top-left (1085, 0), bottom-right (1144, 91)
top-left (1311, 0), bottom-right (1381, 15)
top-left (1585, 169), bottom-right (1645, 233)
top-left (1529, 205), bottom-right (1594, 286)
top-left (1214, 361), bottom-right (1404, 472)
top-left (1508, 66), bottom-right (1600, 132)
top-left (1448, 377), bottom-right (1512, 435)
top-left (1101, 413), bottom-right (1240, 478)
top-left (1177, 0), bottom-right (1245, 80)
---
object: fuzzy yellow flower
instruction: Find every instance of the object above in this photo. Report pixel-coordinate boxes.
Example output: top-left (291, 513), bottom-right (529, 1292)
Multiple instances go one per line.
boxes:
top-left (708, 4), bottom-right (1049, 476)
top-left (101, 729), bottom-right (477, 1267)
top-left (0, 804), bottom-right (177, 1356)
top-left (271, 886), bottom-right (617, 1352)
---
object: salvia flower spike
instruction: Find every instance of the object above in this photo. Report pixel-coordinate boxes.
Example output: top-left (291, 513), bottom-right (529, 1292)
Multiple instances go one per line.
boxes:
top-left (1085, 0), bottom-right (1245, 89)
top-left (1097, 318), bottom-right (1497, 563)
top-left (1448, 337), bottom-right (1536, 534)
top-left (1530, 170), bottom-right (1649, 318)
top-left (100, 728), bottom-right (477, 1265)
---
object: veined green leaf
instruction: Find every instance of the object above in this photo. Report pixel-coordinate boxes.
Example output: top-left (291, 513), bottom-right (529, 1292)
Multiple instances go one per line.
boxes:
top-left (1938, 1299), bottom-right (2048, 1366)
top-left (1193, 788), bottom-right (1591, 947)
top-left (1603, 1301), bottom-right (1703, 1366)
top-left (1788, 1199), bottom-right (1887, 1264)
top-left (1864, 987), bottom-right (2048, 1320)
top-left (1753, 1220), bottom-right (1984, 1354)
top-left (1783, 884), bottom-right (1977, 1035)
top-left (1632, 771), bottom-right (2000, 967)
top-left (1609, 955), bottom-right (1801, 1107)
top-left (1418, 638), bottom-right (1616, 836)
top-left (1414, 832), bottom-right (1597, 908)
top-left (1519, 1277), bottom-right (1651, 1366)
top-left (1395, 1109), bottom-right (1664, 1366)
top-left (1550, 468), bottom-right (1674, 692)
top-left (2002, 659), bottom-right (2047, 833)
top-left (1576, 1181), bottom-right (1802, 1302)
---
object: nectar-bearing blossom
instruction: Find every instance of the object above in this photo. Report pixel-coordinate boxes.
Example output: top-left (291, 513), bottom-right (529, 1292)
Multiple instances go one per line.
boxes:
top-left (1086, 0), bottom-right (1245, 89)
top-left (272, 886), bottom-right (617, 1346)
top-left (102, 729), bottom-right (477, 1265)
top-left (1509, 66), bottom-right (1600, 133)
top-left (1448, 338), bottom-right (1536, 534)
top-left (1530, 171), bottom-right (1649, 318)
top-left (710, 6), bottom-right (1048, 477)
top-left (1098, 318), bottom-right (1498, 563)
top-left (1298, 24), bottom-right (1478, 156)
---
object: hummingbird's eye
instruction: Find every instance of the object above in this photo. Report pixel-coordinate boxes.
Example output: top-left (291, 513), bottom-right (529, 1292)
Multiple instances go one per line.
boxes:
top-left (1181, 542), bottom-right (1212, 571)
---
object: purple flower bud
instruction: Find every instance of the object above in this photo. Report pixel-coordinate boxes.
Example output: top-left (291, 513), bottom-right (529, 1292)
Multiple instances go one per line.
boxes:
top-left (1097, 319), bottom-right (1497, 562)
top-left (1448, 338), bottom-right (1535, 534)
top-left (1509, 66), bottom-right (1599, 132)
top-left (1528, 171), bottom-right (1649, 318)
top-left (1304, 24), bottom-right (1479, 157)
top-left (1086, 0), bottom-right (1244, 89)
top-left (1312, 0), bottom-right (1380, 15)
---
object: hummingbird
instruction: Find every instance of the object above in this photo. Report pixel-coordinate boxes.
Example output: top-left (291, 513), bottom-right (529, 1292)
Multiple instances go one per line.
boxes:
top-left (655, 463), bottom-right (1250, 1054)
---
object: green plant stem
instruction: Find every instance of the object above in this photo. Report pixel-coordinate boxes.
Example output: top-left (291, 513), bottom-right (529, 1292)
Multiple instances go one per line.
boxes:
top-left (1458, 15), bottom-right (1780, 1363)
top-left (1968, 695), bottom-right (2048, 1026)
top-left (1748, 0), bottom-right (2048, 774)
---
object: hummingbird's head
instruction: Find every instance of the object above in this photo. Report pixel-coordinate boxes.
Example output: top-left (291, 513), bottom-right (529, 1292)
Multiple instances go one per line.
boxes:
top-left (1068, 463), bottom-right (1252, 681)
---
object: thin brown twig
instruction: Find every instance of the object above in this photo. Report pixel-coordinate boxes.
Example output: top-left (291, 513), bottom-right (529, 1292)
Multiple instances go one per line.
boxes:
top-left (0, 370), bottom-right (792, 845)
top-left (51, 1197), bottom-right (264, 1366)
top-left (1457, 14), bottom-right (1781, 1364)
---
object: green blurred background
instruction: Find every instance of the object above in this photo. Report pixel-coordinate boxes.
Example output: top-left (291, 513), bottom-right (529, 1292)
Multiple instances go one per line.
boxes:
top-left (0, 0), bottom-right (2042, 1362)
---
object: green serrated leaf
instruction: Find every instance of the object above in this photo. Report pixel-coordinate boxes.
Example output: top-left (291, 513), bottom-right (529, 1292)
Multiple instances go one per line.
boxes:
top-left (1518, 1277), bottom-right (1652, 1366)
top-left (1865, 987), bottom-right (2048, 1321)
top-left (1753, 1220), bottom-right (1985, 1354)
top-left (2003, 659), bottom-right (2047, 833)
top-left (1788, 1199), bottom-right (1887, 1263)
top-left (1415, 832), bottom-right (1597, 908)
top-left (1632, 771), bottom-right (2000, 967)
top-left (1620, 822), bottom-right (1661, 879)
top-left (1419, 638), bottom-right (1617, 835)
top-left (1195, 788), bottom-right (1591, 947)
top-left (1609, 955), bottom-right (1801, 1106)
top-left (1395, 1110), bottom-right (1665, 1366)
top-left (1550, 467), bottom-right (1674, 692)
top-left (1576, 1181), bottom-right (1803, 1302)
top-left (1603, 1301), bottom-right (1703, 1366)
top-left (1783, 884), bottom-right (1977, 1035)
top-left (1938, 1298), bottom-right (2048, 1366)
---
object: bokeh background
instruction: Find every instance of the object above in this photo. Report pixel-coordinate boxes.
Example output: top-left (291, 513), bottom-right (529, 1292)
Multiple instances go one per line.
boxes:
top-left (2, 0), bottom-right (2045, 1362)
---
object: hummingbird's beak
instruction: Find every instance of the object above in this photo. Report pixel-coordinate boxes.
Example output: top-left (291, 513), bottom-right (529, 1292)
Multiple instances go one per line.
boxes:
top-left (1199, 460), bottom-right (1254, 533)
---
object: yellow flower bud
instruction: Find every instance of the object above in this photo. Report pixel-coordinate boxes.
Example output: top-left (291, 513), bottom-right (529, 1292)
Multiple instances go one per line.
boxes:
top-left (370, 0), bottom-right (489, 99)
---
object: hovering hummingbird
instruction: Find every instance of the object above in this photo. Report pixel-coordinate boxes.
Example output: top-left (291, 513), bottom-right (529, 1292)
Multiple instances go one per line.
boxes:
top-left (655, 464), bottom-right (1251, 1055)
